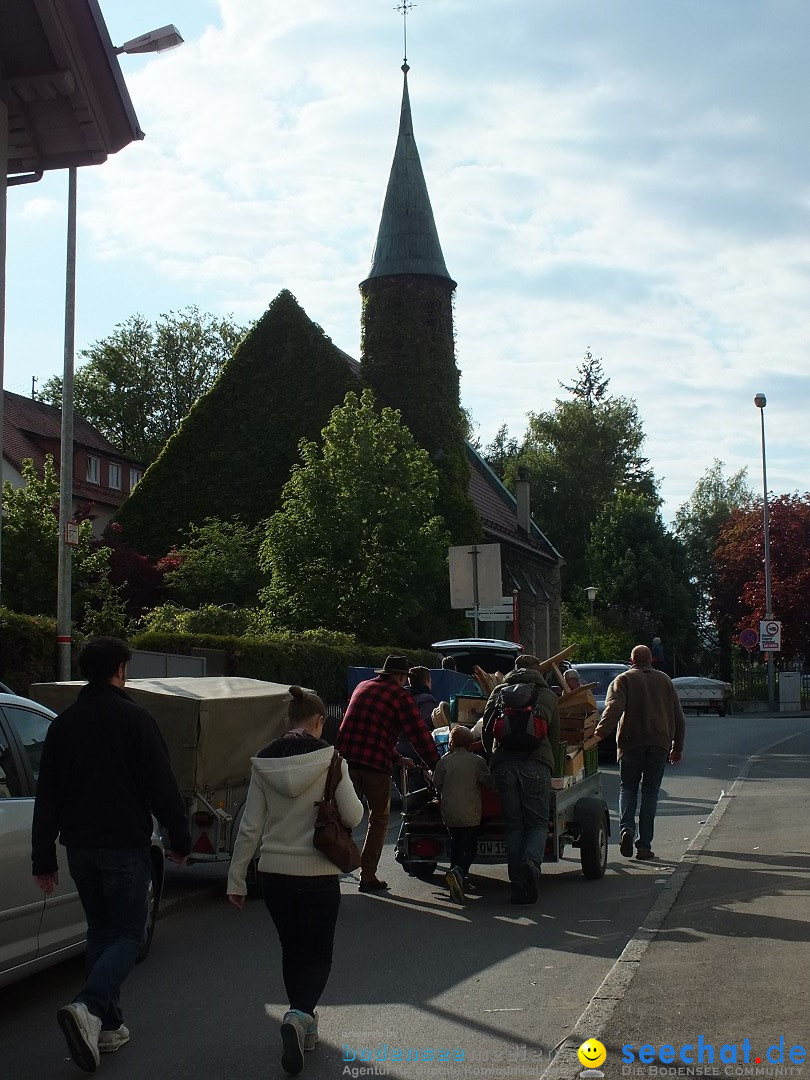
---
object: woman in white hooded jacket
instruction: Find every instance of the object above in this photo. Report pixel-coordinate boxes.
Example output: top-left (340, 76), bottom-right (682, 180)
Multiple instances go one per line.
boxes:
top-left (227, 686), bottom-right (363, 1077)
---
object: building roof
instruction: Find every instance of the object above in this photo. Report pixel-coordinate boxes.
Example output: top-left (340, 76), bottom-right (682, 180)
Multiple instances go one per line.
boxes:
top-left (466, 443), bottom-right (563, 565)
top-left (1, 0), bottom-right (142, 177)
top-left (3, 390), bottom-right (141, 475)
top-left (361, 65), bottom-right (455, 286)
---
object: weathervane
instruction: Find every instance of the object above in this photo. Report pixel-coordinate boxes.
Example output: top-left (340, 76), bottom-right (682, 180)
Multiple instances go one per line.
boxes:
top-left (394, 0), bottom-right (416, 67)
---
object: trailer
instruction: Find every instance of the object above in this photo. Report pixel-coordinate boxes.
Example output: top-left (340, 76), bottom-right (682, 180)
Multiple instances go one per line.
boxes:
top-left (29, 677), bottom-right (291, 864)
top-left (394, 766), bottom-right (610, 882)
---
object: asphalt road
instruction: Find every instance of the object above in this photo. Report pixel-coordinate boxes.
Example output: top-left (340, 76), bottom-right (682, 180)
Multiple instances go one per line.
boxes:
top-left (1, 712), bottom-right (807, 1080)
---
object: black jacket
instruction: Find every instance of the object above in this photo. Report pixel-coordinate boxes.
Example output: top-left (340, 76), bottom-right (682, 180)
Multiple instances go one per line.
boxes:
top-left (32, 681), bottom-right (191, 875)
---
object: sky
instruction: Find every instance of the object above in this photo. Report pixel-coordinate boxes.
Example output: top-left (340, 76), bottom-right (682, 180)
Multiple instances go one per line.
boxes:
top-left (5, 0), bottom-right (809, 523)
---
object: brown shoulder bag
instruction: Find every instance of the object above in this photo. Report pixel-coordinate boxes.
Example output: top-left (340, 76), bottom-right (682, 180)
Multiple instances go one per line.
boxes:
top-left (313, 751), bottom-right (361, 872)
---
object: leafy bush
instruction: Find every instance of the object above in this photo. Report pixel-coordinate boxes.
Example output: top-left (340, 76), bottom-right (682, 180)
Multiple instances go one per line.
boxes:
top-left (131, 630), bottom-right (440, 702)
top-left (0, 609), bottom-right (58, 693)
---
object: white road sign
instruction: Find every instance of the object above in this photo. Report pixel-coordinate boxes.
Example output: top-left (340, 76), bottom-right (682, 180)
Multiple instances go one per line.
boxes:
top-left (759, 620), bottom-right (782, 652)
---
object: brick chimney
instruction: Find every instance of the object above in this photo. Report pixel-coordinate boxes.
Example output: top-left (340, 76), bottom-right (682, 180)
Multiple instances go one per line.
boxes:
top-left (516, 466), bottom-right (531, 534)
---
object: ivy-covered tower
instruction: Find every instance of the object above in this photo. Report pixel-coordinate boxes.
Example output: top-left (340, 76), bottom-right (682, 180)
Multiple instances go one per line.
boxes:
top-left (360, 63), bottom-right (480, 544)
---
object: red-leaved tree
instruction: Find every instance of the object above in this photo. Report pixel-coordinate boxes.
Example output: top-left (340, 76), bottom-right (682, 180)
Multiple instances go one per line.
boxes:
top-left (713, 493), bottom-right (810, 660)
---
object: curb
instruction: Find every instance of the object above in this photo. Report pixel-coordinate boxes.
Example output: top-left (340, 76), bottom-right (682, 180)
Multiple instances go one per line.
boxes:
top-left (539, 731), bottom-right (804, 1080)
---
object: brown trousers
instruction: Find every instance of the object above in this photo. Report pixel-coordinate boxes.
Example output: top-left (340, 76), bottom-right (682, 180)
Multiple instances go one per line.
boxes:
top-left (348, 765), bottom-right (391, 881)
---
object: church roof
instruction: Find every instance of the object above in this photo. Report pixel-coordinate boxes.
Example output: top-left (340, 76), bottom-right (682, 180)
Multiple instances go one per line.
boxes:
top-left (361, 65), bottom-right (455, 286)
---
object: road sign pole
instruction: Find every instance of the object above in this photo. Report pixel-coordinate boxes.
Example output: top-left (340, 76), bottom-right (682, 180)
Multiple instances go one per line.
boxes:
top-left (469, 545), bottom-right (480, 639)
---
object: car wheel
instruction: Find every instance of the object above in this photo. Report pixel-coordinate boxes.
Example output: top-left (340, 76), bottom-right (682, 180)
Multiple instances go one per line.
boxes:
top-left (136, 857), bottom-right (161, 963)
top-left (718, 704), bottom-right (727, 717)
top-left (580, 815), bottom-right (609, 880)
top-left (404, 861), bottom-right (438, 881)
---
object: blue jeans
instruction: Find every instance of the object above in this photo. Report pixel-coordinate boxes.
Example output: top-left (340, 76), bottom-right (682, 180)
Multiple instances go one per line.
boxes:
top-left (619, 746), bottom-right (668, 851)
top-left (492, 759), bottom-right (551, 884)
top-left (67, 847), bottom-right (152, 1028)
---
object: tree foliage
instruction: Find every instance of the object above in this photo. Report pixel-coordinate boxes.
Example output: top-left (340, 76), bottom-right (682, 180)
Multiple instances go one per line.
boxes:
top-left (39, 307), bottom-right (244, 464)
top-left (1, 457), bottom-right (126, 632)
top-left (159, 518), bottom-right (269, 609)
top-left (586, 490), bottom-right (698, 660)
top-left (674, 460), bottom-right (753, 676)
top-left (713, 493), bottom-right (810, 660)
top-left (482, 423), bottom-right (520, 482)
top-left (507, 351), bottom-right (658, 597)
top-left (259, 389), bottom-right (451, 645)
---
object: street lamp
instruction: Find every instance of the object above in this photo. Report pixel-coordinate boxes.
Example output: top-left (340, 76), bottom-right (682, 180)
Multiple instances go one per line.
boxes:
top-left (56, 23), bottom-right (183, 679)
top-left (585, 585), bottom-right (597, 660)
top-left (754, 394), bottom-right (775, 711)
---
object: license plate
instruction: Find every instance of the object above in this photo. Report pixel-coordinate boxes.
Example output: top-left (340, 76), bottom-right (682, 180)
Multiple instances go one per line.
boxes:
top-left (476, 840), bottom-right (507, 857)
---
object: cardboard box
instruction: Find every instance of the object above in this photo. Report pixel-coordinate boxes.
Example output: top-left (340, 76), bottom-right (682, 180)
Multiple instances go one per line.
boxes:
top-left (454, 695), bottom-right (487, 728)
top-left (551, 776), bottom-right (573, 790)
top-left (564, 748), bottom-right (584, 776)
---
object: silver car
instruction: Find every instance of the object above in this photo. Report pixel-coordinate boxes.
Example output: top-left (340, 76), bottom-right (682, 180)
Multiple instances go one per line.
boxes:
top-left (0, 693), bottom-right (164, 989)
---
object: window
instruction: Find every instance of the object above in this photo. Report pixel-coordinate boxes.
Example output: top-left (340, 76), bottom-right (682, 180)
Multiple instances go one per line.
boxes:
top-left (86, 455), bottom-right (100, 484)
top-left (0, 729), bottom-right (23, 799)
top-left (3, 706), bottom-right (52, 786)
top-left (129, 467), bottom-right (142, 490)
top-left (109, 462), bottom-right (122, 490)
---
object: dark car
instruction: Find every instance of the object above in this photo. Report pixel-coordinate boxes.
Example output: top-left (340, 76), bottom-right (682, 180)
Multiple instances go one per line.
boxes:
top-left (571, 663), bottom-right (631, 715)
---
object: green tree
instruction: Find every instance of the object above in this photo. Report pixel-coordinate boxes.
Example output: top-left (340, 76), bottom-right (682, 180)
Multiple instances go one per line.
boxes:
top-left (160, 518), bottom-right (269, 608)
top-left (2, 457), bottom-right (123, 629)
top-left (259, 390), bottom-right (451, 645)
top-left (674, 460), bottom-right (752, 678)
top-left (39, 307), bottom-right (244, 463)
top-left (508, 351), bottom-right (658, 597)
top-left (482, 422), bottom-right (520, 481)
top-left (586, 490), bottom-right (698, 663)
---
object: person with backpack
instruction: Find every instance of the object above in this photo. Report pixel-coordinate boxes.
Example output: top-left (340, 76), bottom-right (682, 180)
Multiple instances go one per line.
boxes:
top-left (481, 655), bottom-right (560, 905)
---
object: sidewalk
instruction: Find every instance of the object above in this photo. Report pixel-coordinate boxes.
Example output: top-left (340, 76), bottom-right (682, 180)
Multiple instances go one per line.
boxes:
top-left (547, 727), bottom-right (810, 1078)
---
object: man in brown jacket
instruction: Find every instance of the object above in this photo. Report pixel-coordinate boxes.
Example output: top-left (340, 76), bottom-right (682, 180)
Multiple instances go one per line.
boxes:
top-left (593, 644), bottom-right (685, 861)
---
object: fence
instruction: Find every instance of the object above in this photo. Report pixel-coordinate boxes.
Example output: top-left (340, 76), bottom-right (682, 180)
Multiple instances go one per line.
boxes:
top-left (731, 655), bottom-right (809, 703)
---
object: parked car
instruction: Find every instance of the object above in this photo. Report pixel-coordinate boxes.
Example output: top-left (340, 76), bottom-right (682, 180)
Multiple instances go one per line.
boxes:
top-left (672, 677), bottom-right (732, 716)
top-left (0, 693), bottom-right (165, 989)
top-left (570, 663), bottom-right (630, 716)
top-left (431, 638), bottom-right (524, 677)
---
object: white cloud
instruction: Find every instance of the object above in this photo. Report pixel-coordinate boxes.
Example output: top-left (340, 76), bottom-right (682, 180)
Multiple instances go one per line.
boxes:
top-left (6, 0), bottom-right (809, 524)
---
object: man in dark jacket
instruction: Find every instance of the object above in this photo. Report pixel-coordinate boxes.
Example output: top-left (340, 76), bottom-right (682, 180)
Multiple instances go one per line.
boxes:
top-left (482, 656), bottom-right (560, 905)
top-left (32, 637), bottom-right (190, 1073)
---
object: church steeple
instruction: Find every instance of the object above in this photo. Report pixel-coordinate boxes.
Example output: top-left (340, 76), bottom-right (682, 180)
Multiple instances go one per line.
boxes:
top-left (361, 64), bottom-right (455, 286)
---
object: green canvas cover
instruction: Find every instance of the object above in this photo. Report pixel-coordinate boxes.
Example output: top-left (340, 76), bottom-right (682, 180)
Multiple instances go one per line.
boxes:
top-left (29, 677), bottom-right (292, 792)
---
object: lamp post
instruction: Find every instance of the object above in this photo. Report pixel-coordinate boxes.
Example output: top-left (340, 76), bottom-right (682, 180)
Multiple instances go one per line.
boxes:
top-left (56, 24), bottom-right (183, 679)
top-left (585, 585), bottom-right (597, 660)
top-left (754, 394), bottom-right (775, 711)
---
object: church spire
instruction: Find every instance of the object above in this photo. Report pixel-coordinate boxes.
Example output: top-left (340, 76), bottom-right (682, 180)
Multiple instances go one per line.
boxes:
top-left (361, 63), bottom-right (455, 285)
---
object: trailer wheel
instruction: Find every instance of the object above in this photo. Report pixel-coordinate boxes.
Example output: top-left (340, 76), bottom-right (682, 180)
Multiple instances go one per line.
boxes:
top-left (580, 815), bottom-right (609, 880)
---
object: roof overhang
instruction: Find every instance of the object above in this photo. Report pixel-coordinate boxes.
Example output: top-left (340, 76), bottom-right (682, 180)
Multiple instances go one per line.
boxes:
top-left (1, 0), bottom-right (143, 177)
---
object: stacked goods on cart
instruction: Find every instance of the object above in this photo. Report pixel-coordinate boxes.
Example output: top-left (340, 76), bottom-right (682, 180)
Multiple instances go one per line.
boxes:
top-left (535, 644), bottom-right (601, 781)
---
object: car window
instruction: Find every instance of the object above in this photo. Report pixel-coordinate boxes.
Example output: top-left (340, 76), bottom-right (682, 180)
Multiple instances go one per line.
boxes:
top-left (0, 727), bottom-right (23, 798)
top-left (2, 705), bottom-right (51, 785)
top-left (579, 667), bottom-right (625, 695)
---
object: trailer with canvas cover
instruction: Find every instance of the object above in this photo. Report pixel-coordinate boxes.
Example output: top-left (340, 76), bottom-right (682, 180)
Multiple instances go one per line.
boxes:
top-left (29, 677), bottom-right (292, 864)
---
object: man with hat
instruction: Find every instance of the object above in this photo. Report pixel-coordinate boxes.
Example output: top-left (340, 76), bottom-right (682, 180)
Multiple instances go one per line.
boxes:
top-left (336, 656), bottom-right (440, 893)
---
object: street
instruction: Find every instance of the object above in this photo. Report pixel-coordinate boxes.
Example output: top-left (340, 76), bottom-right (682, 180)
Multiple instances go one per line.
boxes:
top-left (1, 712), bottom-right (807, 1080)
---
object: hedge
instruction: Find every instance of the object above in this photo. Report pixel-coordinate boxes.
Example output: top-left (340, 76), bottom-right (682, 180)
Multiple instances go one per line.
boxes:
top-left (0, 609), bottom-right (59, 694)
top-left (132, 631), bottom-right (441, 703)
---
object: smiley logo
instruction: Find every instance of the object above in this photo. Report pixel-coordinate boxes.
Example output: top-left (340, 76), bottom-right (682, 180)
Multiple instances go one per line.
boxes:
top-left (578, 1039), bottom-right (607, 1069)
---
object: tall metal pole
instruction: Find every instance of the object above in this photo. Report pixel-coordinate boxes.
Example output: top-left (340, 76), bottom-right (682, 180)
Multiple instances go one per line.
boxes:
top-left (755, 394), bottom-right (775, 711)
top-left (470, 544), bottom-right (480, 638)
top-left (57, 167), bottom-right (77, 679)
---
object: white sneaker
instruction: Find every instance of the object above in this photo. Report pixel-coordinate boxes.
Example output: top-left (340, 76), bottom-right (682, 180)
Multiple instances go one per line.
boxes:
top-left (280, 1010), bottom-right (309, 1075)
top-left (57, 1002), bottom-right (102, 1073)
top-left (304, 1010), bottom-right (319, 1051)
top-left (99, 1024), bottom-right (131, 1053)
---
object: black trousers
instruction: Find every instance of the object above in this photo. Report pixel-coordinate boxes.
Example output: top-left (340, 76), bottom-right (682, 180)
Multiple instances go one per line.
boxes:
top-left (448, 826), bottom-right (479, 876)
top-left (260, 873), bottom-right (341, 1017)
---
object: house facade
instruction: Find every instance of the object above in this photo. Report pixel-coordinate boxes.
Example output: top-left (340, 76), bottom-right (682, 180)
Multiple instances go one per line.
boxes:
top-left (2, 391), bottom-right (143, 534)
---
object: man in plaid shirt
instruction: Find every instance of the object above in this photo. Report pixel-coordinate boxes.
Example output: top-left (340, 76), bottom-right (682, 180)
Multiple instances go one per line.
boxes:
top-left (336, 656), bottom-right (440, 893)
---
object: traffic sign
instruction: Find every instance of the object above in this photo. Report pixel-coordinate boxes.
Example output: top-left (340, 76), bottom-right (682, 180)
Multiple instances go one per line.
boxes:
top-left (759, 620), bottom-right (781, 652)
top-left (739, 627), bottom-right (758, 650)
